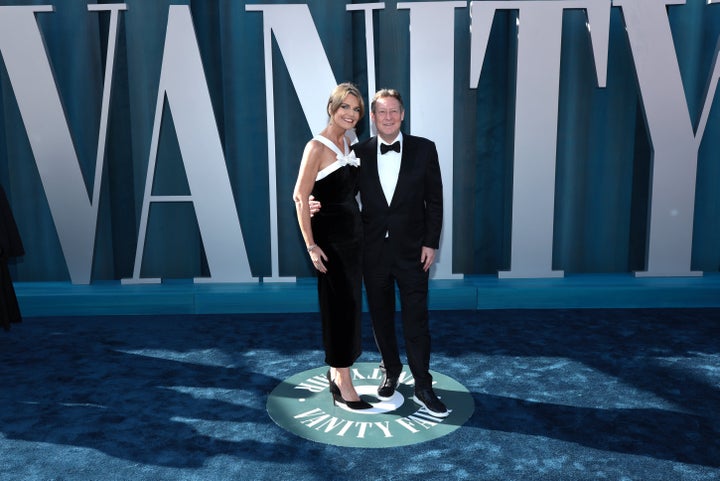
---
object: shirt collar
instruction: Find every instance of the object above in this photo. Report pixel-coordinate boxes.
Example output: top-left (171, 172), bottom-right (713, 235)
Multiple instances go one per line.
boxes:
top-left (378, 132), bottom-right (402, 147)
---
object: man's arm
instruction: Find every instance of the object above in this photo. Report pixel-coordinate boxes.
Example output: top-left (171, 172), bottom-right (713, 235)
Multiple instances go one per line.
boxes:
top-left (423, 142), bottom-right (443, 249)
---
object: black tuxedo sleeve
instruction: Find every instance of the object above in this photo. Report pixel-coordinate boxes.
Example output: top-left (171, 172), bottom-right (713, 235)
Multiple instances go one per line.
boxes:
top-left (423, 142), bottom-right (443, 249)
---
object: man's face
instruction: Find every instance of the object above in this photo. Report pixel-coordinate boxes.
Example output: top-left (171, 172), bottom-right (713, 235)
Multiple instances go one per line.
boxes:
top-left (371, 96), bottom-right (405, 143)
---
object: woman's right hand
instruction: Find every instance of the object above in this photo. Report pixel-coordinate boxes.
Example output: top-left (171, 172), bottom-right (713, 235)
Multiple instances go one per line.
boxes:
top-left (309, 245), bottom-right (328, 273)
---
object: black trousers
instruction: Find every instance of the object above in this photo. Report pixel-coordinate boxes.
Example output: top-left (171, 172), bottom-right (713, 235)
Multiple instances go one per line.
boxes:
top-left (363, 240), bottom-right (433, 391)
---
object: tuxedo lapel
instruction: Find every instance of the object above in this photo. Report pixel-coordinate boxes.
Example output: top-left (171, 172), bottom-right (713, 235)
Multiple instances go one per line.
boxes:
top-left (388, 135), bottom-right (415, 208)
top-left (358, 137), bottom-right (388, 208)
top-left (360, 137), bottom-right (389, 205)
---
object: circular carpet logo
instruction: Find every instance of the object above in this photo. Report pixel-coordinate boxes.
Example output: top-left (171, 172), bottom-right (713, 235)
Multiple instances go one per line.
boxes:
top-left (266, 362), bottom-right (474, 448)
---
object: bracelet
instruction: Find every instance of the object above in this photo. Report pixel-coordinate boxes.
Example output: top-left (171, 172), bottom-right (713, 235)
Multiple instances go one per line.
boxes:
top-left (307, 244), bottom-right (317, 253)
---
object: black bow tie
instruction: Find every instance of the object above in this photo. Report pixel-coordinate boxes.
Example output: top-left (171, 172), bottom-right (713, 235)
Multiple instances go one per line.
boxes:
top-left (380, 141), bottom-right (401, 155)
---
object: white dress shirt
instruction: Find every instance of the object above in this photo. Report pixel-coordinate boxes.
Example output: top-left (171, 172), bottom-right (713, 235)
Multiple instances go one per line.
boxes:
top-left (377, 132), bottom-right (403, 205)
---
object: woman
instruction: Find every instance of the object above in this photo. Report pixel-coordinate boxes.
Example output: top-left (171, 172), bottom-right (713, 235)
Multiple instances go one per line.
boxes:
top-left (292, 83), bottom-right (371, 410)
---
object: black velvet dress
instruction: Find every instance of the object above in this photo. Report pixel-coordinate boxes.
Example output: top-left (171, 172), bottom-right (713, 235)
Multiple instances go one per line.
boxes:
top-left (0, 185), bottom-right (24, 331)
top-left (310, 135), bottom-right (362, 368)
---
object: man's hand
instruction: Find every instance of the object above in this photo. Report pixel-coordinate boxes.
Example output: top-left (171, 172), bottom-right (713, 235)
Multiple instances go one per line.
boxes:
top-left (420, 246), bottom-right (436, 272)
top-left (309, 194), bottom-right (321, 217)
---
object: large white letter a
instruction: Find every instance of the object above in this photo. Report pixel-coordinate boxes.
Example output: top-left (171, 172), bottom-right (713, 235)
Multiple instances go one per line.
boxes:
top-left (123, 5), bottom-right (254, 284)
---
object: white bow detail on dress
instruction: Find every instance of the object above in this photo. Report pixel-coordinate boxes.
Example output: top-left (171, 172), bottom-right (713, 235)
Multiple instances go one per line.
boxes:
top-left (337, 151), bottom-right (360, 168)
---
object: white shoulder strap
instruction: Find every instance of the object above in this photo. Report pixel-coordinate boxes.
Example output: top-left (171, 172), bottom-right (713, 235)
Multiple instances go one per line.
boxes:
top-left (313, 134), bottom-right (347, 156)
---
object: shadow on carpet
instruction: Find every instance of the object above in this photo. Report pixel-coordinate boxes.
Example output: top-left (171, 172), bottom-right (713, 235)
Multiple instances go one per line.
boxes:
top-left (0, 308), bottom-right (719, 481)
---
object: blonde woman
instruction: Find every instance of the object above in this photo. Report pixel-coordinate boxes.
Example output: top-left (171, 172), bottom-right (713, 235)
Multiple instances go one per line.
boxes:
top-left (292, 83), bottom-right (371, 410)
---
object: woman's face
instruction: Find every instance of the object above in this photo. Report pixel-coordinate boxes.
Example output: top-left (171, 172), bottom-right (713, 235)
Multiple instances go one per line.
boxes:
top-left (331, 94), bottom-right (362, 130)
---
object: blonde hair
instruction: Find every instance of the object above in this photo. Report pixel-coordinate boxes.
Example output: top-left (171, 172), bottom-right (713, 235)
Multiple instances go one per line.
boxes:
top-left (327, 82), bottom-right (365, 119)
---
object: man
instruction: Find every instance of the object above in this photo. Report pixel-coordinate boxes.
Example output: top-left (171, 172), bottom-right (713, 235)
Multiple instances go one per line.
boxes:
top-left (353, 89), bottom-right (447, 417)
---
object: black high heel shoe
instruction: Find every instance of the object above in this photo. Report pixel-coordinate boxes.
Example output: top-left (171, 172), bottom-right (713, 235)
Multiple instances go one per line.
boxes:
top-left (326, 370), bottom-right (373, 410)
top-left (326, 370), bottom-right (340, 395)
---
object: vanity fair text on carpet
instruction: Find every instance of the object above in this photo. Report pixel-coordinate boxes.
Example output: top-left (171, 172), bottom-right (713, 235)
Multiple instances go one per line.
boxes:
top-left (293, 407), bottom-right (444, 439)
top-left (0, 1), bottom-right (717, 284)
top-left (293, 369), bottom-right (446, 440)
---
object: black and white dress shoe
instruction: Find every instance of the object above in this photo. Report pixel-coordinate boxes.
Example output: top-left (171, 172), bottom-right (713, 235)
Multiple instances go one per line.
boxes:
top-left (377, 373), bottom-right (399, 400)
top-left (413, 388), bottom-right (449, 418)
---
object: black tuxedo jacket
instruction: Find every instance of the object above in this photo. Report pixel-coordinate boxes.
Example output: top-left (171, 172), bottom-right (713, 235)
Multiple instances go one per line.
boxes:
top-left (352, 133), bottom-right (443, 263)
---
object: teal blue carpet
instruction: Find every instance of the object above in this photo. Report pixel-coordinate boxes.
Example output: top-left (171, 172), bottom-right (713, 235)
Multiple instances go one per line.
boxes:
top-left (1, 308), bottom-right (719, 480)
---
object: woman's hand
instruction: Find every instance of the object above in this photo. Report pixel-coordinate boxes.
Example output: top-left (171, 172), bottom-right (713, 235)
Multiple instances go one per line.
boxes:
top-left (309, 245), bottom-right (328, 273)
